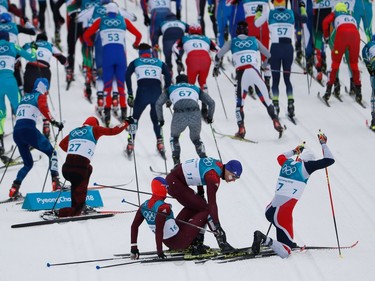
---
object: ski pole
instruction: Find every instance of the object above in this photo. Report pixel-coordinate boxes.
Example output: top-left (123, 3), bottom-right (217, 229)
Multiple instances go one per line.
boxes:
top-left (160, 127), bottom-right (168, 174)
top-left (122, 199), bottom-right (214, 233)
top-left (318, 130), bottom-right (342, 256)
top-left (271, 69), bottom-right (306, 75)
top-left (214, 76), bottom-right (228, 119)
top-left (0, 145), bottom-right (17, 184)
top-left (91, 182), bottom-right (174, 199)
top-left (50, 179), bottom-right (67, 211)
top-left (209, 124), bottom-right (222, 162)
top-left (41, 127), bottom-right (62, 192)
top-left (129, 129), bottom-right (141, 206)
top-left (220, 68), bottom-right (236, 86)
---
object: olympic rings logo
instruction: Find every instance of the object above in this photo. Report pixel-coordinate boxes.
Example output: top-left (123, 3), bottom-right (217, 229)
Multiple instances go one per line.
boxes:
top-left (0, 45), bottom-right (9, 52)
top-left (103, 18), bottom-right (121, 27)
top-left (143, 210), bottom-right (156, 221)
top-left (71, 128), bottom-right (88, 137)
top-left (273, 12), bottom-right (291, 21)
top-left (140, 58), bottom-right (158, 64)
top-left (281, 165), bottom-right (296, 175)
top-left (202, 157), bottom-right (213, 166)
top-left (0, 25), bottom-right (12, 31)
top-left (22, 94), bottom-right (35, 102)
top-left (97, 7), bottom-right (106, 15)
top-left (235, 40), bottom-right (253, 48)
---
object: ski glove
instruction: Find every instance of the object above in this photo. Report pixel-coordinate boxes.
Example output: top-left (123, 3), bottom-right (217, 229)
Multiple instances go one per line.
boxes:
top-left (158, 252), bottom-right (167, 259)
top-left (30, 41), bottom-right (38, 50)
top-left (143, 14), bottom-right (150, 26)
top-left (212, 66), bottom-right (220, 77)
top-left (158, 120), bottom-right (164, 127)
top-left (130, 248), bottom-right (139, 260)
top-left (166, 100), bottom-right (172, 108)
top-left (127, 95), bottom-right (134, 108)
top-left (51, 120), bottom-right (64, 130)
top-left (206, 117), bottom-right (213, 124)
top-left (318, 132), bottom-right (327, 144)
top-left (299, 1), bottom-right (305, 8)
top-left (324, 37), bottom-right (329, 44)
top-left (293, 144), bottom-right (304, 155)
top-left (124, 116), bottom-right (135, 125)
top-left (214, 223), bottom-right (228, 246)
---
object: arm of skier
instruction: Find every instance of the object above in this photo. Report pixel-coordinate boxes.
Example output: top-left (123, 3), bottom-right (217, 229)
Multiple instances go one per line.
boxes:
top-left (125, 61), bottom-right (135, 96)
top-left (215, 41), bottom-right (231, 60)
top-left (277, 150), bottom-right (295, 166)
top-left (155, 203), bottom-right (171, 254)
top-left (130, 208), bottom-right (145, 255)
top-left (204, 170), bottom-right (220, 224)
top-left (304, 144), bottom-right (335, 174)
top-left (161, 62), bottom-right (172, 89)
top-left (16, 44), bottom-right (36, 62)
top-left (83, 18), bottom-right (100, 46)
top-left (322, 13), bottom-right (334, 40)
top-left (257, 39), bottom-right (271, 61)
top-left (52, 46), bottom-right (68, 65)
top-left (125, 19), bottom-right (142, 48)
top-left (92, 122), bottom-right (130, 139)
top-left (37, 94), bottom-right (56, 122)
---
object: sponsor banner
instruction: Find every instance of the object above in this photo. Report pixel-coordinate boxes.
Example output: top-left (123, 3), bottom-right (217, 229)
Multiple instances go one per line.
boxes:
top-left (22, 190), bottom-right (103, 210)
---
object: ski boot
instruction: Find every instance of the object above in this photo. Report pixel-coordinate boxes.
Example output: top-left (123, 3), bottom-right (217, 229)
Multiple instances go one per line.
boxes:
top-left (371, 114), bottom-right (375, 132)
top-left (41, 210), bottom-right (59, 220)
top-left (32, 16), bottom-right (39, 29)
top-left (333, 79), bottom-right (341, 98)
top-left (323, 84), bottom-right (332, 101)
top-left (52, 176), bottom-right (62, 191)
top-left (157, 138), bottom-right (166, 160)
top-left (355, 85), bottom-right (362, 103)
top-left (272, 118), bottom-right (283, 134)
top-left (349, 78), bottom-right (355, 96)
top-left (66, 69), bottom-right (74, 90)
top-left (112, 92), bottom-right (119, 115)
top-left (287, 99), bottom-right (295, 118)
top-left (84, 85), bottom-right (92, 102)
top-left (251, 230), bottom-right (267, 255)
top-left (96, 91), bottom-right (104, 115)
top-left (201, 103), bottom-right (209, 123)
top-left (120, 107), bottom-right (127, 122)
top-left (9, 181), bottom-right (21, 199)
top-left (264, 76), bottom-right (271, 94)
top-left (295, 48), bottom-right (303, 65)
top-left (126, 137), bottom-right (134, 157)
top-left (235, 123), bottom-right (246, 138)
top-left (273, 100), bottom-right (280, 117)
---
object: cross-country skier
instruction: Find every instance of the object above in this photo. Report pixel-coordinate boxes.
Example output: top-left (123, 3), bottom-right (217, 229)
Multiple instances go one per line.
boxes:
top-left (141, 0), bottom-right (182, 58)
top-left (9, 78), bottom-right (64, 199)
top-left (362, 35), bottom-right (375, 132)
top-left (196, 0), bottom-right (218, 38)
top-left (155, 74), bottom-right (215, 166)
top-left (213, 21), bottom-right (284, 138)
top-left (353, 0), bottom-right (372, 42)
top-left (22, 32), bottom-right (68, 139)
top-left (130, 177), bottom-right (210, 259)
top-left (48, 115), bottom-right (133, 218)
top-left (322, 2), bottom-right (361, 103)
top-left (166, 157), bottom-right (242, 251)
top-left (125, 43), bottom-right (172, 158)
top-left (84, 2), bottom-right (141, 127)
top-left (0, 30), bottom-right (37, 158)
top-left (251, 132), bottom-right (335, 258)
top-left (173, 23), bottom-right (219, 121)
top-left (255, 0), bottom-right (307, 119)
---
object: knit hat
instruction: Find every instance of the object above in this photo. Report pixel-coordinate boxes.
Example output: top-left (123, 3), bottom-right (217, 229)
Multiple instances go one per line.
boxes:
top-left (300, 149), bottom-right (315, 162)
top-left (83, 116), bottom-right (99, 127)
top-left (138, 43), bottom-right (152, 56)
top-left (236, 21), bottom-right (248, 36)
top-left (36, 32), bottom-right (48, 41)
top-left (225, 160), bottom-right (243, 178)
top-left (106, 2), bottom-right (118, 14)
top-left (176, 74), bottom-right (188, 84)
top-left (151, 177), bottom-right (168, 197)
top-left (33, 78), bottom-right (50, 94)
top-left (335, 2), bottom-right (347, 13)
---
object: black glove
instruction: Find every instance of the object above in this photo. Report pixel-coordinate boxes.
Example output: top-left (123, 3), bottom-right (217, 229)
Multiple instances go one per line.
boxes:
top-left (51, 120), bottom-right (64, 130)
top-left (158, 120), bottom-right (164, 127)
top-left (22, 16), bottom-right (30, 23)
top-left (299, 0), bottom-right (305, 8)
top-left (166, 100), bottom-right (172, 108)
top-left (255, 4), bottom-right (263, 13)
top-left (30, 41), bottom-right (38, 50)
top-left (208, 4), bottom-right (215, 16)
top-left (143, 14), bottom-right (150, 26)
top-left (197, 185), bottom-right (205, 199)
top-left (176, 9), bottom-right (181, 20)
top-left (176, 58), bottom-right (185, 74)
top-left (124, 116), bottom-right (135, 125)
top-left (318, 132), bottom-right (327, 144)
top-left (324, 37), bottom-right (329, 44)
top-left (157, 252), bottom-right (167, 259)
top-left (130, 248), bottom-right (140, 260)
top-left (206, 117), bottom-right (213, 124)
top-left (212, 66), bottom-right (220, 77)
top-left (127, 94), bottom-right (134, 108)
top-left (214, 223), bottom-right (227, 246)
top-left (293, 144), bottom-right (304, 155)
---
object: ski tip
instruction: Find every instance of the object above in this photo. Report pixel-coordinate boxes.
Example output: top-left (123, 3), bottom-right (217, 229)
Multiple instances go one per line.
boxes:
top-left (46, 262), bottom-right (51, 267)
top-left (96, 265), bottom-right (101, 270)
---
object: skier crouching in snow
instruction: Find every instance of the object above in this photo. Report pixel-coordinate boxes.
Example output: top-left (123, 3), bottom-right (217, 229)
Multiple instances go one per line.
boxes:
top-left (251, 132), bottom-right (335, 258)
top-left (130, 177), bottom-right (210, 259)
top-left (42, 115), bottom-right (133, 219)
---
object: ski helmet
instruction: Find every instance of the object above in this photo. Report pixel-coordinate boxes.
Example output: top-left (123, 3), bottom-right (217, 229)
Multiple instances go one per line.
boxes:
top-left (83, 116), bottom-right (100, 127)
top-left (236, 21), bottom-right (248, 36)
top-left (33, 78), bottom-right (50, 94)
top-left (188, 23), bottom-right (202, 35)
top-left (225, 160), bottom-right (243, 178)
top-left (151, 177), bottom-right (168, 197)
top-left (176, 74), bottom-right (188, 84)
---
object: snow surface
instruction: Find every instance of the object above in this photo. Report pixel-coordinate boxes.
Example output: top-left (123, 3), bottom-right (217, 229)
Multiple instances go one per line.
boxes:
top-left (1, 2), bottom-right (374, 281)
